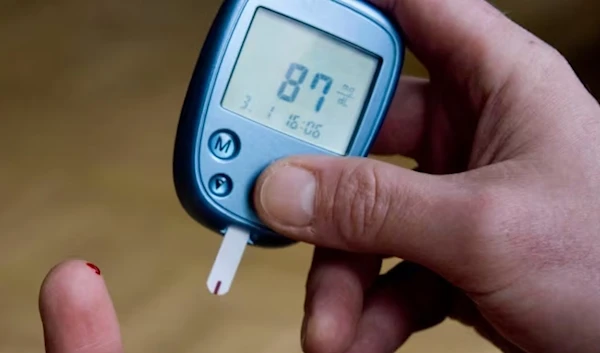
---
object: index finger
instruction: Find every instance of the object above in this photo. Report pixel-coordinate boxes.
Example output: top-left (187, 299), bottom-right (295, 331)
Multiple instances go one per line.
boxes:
top-left (39, 260), bottom-right (123, 353)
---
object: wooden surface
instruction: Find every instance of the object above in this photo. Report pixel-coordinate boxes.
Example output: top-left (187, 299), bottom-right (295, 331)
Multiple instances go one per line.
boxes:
top-left (1, 1), bottom-right (598, 352)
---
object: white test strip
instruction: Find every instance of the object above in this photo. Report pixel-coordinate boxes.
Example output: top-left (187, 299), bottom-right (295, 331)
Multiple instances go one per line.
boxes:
top-left (207, 225), bottom-right (250, 296)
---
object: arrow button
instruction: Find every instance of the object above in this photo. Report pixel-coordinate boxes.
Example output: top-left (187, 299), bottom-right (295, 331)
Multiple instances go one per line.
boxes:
top-left (209, 174), bottom-right (233, 197)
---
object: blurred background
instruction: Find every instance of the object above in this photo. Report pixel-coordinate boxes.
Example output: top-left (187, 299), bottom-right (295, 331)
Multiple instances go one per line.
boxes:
top-left (0, 0), bottom-right (598, 352)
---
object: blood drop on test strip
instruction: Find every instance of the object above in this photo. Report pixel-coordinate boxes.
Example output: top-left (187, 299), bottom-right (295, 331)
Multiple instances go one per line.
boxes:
top-left (207, 225), bottom-right (250, 295)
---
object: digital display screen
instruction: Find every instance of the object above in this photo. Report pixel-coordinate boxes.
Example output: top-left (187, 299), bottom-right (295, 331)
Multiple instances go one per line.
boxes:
top-left (221, 8), bottom-right (380, 155)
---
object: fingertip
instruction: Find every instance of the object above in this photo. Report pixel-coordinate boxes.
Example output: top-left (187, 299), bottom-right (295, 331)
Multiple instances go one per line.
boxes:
top-left (302, 249), bottom-right (382, 353)
top-left (40, 259), bottom-right (107, 310)
top-left (345, 263), bottom-right (451, 353)
top-left (303, 311), bottom-right (348, 353)
top-left (253, 155), bottom-right (337, 234)
top-left (253, 156), bottom-right (301, 218)
top-left (303, 271), bottom-right (360, 353)
top-left (40, 259), bottom-right (122, 353)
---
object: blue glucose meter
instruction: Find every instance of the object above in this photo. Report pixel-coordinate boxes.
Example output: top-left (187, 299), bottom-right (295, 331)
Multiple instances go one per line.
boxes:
top-left (173, 0), bottom-right (404, 251)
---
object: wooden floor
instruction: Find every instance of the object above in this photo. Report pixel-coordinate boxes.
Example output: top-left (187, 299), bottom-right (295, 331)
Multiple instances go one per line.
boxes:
top-left (1, 1), bottom-right (598, 352)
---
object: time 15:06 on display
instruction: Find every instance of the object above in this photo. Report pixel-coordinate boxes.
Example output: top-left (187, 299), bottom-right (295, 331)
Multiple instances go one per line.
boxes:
top-left (285, 114), bottom-right (322, 139)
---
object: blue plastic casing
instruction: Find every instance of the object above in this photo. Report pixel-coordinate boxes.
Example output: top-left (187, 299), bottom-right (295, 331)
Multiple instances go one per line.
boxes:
top-left (173, 0), bottom-right (404, 247)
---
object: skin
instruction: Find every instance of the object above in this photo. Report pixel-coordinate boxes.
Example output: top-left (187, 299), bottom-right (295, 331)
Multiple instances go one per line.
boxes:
top-left (39, 260), bottom-right (123, 353)
top-left (253, 0), bottom-right (600, 352)
top-left (35, 0), bottom-right (600, 352)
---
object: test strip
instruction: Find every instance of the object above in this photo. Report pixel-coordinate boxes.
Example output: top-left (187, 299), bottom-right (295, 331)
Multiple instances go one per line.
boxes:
top-left (207, 225), bottom-right (250, 296)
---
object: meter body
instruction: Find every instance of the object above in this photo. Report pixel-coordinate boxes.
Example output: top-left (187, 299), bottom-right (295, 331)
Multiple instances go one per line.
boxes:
top-left (173, 0), bottom-right (405, 247)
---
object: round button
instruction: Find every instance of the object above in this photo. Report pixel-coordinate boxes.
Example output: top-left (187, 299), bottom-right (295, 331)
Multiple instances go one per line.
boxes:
top-left (209, 174), bottom-right (233, 197)
top-left (209, 130), bottom-right (239, 160)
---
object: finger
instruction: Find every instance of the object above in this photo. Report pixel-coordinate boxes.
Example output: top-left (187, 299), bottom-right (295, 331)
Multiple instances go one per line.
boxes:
top-left (254, 155), bottom-right (481, 276)
top-left (369, 0), bottom-right (552, 105)
top-left (39, 259), bottom-right (123, 353)
top-left (302, 248), bottom-right (381, 353)
top-left (346, 262), bottom-right (450, 353)
top-left (370, 76), bottom-right (429, 158)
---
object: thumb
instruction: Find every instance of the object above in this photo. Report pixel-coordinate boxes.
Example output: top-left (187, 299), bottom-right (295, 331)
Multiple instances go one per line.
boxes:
top-left (254, 156), bottom-right (484, 273)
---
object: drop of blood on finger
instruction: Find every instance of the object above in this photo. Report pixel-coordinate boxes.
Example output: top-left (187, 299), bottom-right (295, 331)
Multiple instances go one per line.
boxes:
top-left (86, 263), bottom-right (101, 275)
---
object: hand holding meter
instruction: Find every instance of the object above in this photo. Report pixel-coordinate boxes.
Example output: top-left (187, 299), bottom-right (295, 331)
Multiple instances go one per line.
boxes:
top-left (173, 0), bottom-right (404, 295)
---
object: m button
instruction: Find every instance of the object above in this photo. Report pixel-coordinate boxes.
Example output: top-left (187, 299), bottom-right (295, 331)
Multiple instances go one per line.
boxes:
top-left (209, 130), bottom-right (239, 160)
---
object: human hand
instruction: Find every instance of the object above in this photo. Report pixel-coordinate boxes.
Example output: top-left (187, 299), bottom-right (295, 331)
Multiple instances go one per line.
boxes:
top-left (38, 260), bottom-right (123, 353)
top-left (252, 0), bottom-right (600, 352)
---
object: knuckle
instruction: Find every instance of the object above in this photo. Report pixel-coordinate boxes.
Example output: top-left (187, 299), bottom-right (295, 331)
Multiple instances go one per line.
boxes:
top-left (457, 183), bottom-right (521, 266)
top-left (449, 184), bottom-right (519, 291)
top-left (458, 181), bottom-right (574, 294)
top-left (537, 45), bottom-right (569, 73)
top-left (465, 184), bottom-right (511, 238)
top-left (326, 163), bottom-right (390, 248)
top-left (521, 39), bottom-right (571, 79)
top-left (463, 182), bottom-right (543, 275)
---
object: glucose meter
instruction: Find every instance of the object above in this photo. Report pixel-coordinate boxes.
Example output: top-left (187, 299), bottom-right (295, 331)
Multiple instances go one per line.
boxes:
top-left (173, 0), bottom-right (404, 295)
